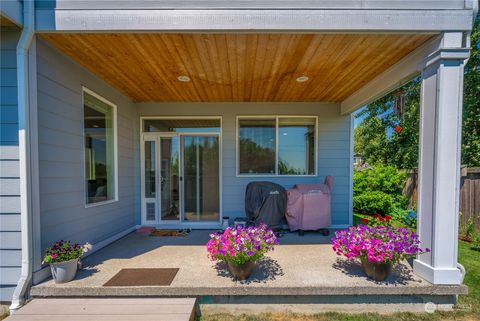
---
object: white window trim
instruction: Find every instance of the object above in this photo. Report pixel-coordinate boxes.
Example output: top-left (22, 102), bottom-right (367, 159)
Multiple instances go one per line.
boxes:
top-left (82, 87), bottom-right (119, 208)
top-left (139, 116), bottom-right (223, 227)
top-left (236, 115), bottom-right (318, 177)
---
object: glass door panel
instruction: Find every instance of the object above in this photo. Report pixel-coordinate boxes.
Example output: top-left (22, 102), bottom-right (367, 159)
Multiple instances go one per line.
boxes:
top-left (160, 137), bottom-right (180, 221)
top-left (182, 135), bottom-right (220, 222)
top-left (144, 139), bottom-right (157, 223)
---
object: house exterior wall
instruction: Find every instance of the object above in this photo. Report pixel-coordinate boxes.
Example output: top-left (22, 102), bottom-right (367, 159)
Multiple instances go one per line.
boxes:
top-left (34, 39), bottom-right (140, 277)
top-left (137, 103), bottom-right (352, 226)
top-left (0, 29), bottom-right (22, 302)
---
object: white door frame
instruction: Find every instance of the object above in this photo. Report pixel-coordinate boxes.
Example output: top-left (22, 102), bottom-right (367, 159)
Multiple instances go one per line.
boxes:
top-left (140, 117), bottom-right (223, 229)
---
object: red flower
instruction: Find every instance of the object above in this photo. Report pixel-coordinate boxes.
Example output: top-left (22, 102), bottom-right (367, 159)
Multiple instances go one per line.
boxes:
top-left (372, 214), bottom-right (379, 219)
top-left (361, 218), bottom-right (369, 224)
top-left (394, 125), bottom-right (403, 133)
top-left (385, 215), bottom-right (392, 221)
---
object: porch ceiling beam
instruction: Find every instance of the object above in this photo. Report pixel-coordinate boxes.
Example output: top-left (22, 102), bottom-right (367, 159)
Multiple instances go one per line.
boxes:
top-left (35, 9), bottom-right (474, 32)
top-left (340, 34), bottom-right (446, 115)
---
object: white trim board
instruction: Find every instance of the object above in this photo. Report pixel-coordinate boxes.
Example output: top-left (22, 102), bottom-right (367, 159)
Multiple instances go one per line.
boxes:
top-left (36, 9), bottom-right (474, 32)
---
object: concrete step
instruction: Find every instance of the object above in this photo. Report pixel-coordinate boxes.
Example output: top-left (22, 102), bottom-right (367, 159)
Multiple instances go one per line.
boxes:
top-left (6, 298), bottom-right (196, 321)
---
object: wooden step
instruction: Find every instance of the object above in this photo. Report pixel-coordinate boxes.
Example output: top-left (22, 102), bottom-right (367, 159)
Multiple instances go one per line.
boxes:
top-left (6, 298), bottom-right (196, 321)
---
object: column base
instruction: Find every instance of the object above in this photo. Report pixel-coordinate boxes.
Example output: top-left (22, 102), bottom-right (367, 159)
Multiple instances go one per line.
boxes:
top-left (413, 259), bottom-right (463, 285)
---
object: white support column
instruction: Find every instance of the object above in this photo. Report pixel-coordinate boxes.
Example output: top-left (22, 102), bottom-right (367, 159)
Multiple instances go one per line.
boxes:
top-left (413, 32), bottom-right (470, 285)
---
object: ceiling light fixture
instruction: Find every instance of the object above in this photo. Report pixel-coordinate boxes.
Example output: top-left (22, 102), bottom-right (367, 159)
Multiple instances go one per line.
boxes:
top-left (177, 75), bottom-right (191, 82)
top-left (296, 76), bottom-right (309, 82)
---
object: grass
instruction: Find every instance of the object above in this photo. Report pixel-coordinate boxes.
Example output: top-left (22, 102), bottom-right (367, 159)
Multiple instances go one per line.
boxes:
top-left (198, 218), bottom-right (480, 321)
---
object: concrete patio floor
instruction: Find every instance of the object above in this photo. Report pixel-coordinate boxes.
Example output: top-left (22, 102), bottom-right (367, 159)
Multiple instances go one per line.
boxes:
top-left (31, 230), bottom-right (466, 299)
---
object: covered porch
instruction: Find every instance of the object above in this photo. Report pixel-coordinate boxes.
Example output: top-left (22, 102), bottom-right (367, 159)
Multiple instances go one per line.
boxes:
top-left (30, 230), bottom-right (467, 314)
top-left (30, 28), bottom-right (471, 286)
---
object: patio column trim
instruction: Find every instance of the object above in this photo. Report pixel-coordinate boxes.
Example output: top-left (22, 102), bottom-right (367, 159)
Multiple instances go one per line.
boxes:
top-left (413, 32), bottom-right (470, 285)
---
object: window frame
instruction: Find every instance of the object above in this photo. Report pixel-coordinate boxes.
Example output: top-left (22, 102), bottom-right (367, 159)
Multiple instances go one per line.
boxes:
top-left (236, 115), bottom-right (318, 177)
top-left (82, 87), bottom-right (118, 208)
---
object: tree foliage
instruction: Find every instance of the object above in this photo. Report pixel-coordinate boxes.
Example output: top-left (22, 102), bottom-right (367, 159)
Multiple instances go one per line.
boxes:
top-left (462, 17), bottom-right (480, 167)
top-left (355, 17), bottom-right (480, 169)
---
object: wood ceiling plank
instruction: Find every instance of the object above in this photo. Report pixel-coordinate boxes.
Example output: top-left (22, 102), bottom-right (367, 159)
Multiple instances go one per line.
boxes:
top-left (39, 33), bottom-right (433, 102)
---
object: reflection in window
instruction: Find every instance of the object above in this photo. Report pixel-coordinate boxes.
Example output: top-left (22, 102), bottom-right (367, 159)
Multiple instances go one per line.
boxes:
top-left (278, 118), bottom-right (316, 175)
top-left (237, 116), bottom-right (316, 176)
top-left (238, 119), bottom-right (276, 174)
top-left (84, 91), bottom-right (116, 204)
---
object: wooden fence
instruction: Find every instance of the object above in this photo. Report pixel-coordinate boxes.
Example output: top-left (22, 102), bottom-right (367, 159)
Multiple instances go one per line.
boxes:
top-left (403, 167), bottom-right (480, 230)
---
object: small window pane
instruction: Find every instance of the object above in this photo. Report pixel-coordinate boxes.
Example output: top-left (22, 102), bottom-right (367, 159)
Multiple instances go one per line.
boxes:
top-left (84, 91), bottom-right (115, 204)
top-left (144, 141), bottom-right (156, 198)
top-left (143, 119), bottom-right (220, 133)
top-left (239, 119), bottom-right (276, 174)
top-left (278, 118), bottom-right (316, 175)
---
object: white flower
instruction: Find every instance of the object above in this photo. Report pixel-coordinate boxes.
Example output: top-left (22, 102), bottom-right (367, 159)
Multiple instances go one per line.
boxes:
top-left (83, 242), bottom-right (93, 253)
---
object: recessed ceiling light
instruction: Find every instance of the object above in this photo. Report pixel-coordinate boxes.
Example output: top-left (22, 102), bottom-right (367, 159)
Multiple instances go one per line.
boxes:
top-left (296, 76), bottom-right (309, 82)
top-left (177, 75), bottom-right (191, 82)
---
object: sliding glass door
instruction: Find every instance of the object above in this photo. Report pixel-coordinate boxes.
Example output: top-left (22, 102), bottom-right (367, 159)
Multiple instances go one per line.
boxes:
top-left (142, 131), bottom-right (220, 226)
top-left (182, 135), bottom-right (220, 222)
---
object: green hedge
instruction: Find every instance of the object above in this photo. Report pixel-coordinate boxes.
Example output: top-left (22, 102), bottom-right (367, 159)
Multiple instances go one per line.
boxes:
top-left (353, 166), bottom-right (408, 215)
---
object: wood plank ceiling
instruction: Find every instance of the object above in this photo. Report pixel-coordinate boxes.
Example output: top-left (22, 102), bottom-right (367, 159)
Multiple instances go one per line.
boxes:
top-left (40, 33), bottom-right (432, 102)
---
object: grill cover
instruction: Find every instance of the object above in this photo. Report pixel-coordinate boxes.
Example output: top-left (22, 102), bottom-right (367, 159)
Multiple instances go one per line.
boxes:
top-left (285, 176), bottom-right (334, 231)
top-left (245, 181), bottom-right (287, 228)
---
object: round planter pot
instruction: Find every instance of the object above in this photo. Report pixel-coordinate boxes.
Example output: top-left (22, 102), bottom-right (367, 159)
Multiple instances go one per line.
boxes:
top-left (50, 258), bottom-right (79, 284)
top-left (227, 261), bottom-right (256, 280)
top-left (360, 258), bottom-right (392, 281)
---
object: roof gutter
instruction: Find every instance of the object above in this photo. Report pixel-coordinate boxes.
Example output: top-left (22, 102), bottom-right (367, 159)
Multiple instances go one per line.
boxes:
top-left (9, 0), bottom-right (35, 313)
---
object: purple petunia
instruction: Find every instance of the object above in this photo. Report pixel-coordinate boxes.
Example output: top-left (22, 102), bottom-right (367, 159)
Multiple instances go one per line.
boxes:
top-left (331, 225), bottom-right (429, 264)
top-left (206, 223), bottom-right (279, 265)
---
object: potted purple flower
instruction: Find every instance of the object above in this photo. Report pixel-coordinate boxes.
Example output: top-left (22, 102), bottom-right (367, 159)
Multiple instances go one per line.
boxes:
top-left (206, 224), bottom-right (279, 280)
top-left (331, 225), bottom-right (429, 281)
top-left (43, 240), bottom-right (92, 284)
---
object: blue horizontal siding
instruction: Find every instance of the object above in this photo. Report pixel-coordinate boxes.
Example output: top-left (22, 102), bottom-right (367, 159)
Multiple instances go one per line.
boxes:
top-left (36, 39), bottom-right (138, 261)
top-left (0, 30), bottom-right (21, 302)
top-left (138, 102), bottom-right (352, 225)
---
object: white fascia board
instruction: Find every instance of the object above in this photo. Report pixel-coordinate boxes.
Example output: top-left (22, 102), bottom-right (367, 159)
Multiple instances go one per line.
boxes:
top-left (36, 9), bottom-right (474, 32)
top-left (43, 0), bottom-right (468, 10)
top-left (0, 0), bottom-right (23, 27)
top-left (340, 35), bottom-right (443, 115)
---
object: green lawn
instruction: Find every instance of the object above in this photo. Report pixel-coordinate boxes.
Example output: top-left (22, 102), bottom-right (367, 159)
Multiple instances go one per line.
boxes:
top-left (199, 226), bottom-right (480, 321)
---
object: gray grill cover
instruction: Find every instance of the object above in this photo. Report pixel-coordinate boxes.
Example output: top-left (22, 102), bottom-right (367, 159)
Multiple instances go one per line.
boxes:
top-left (245, 181), bottom-right (287, 228)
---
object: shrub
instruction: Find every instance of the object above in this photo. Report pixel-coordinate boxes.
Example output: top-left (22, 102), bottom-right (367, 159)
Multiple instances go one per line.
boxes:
top-left (460, 218), bottom-right (477, 241)
top-left (472, 233), bottom-right (480, 252)
top-left (353, 166), bottom-right (408, 213)
top-left (390, 208), bottom-right (417, 228)
top-left (353, 191), bottom-right (394, 215)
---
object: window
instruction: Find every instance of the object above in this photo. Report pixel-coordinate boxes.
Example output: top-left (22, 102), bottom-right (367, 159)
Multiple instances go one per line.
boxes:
top-left (143, 118), bottom-right (220, 133)
top-left (238, 118), bottom-right (276, 174)
top-left (83, 89), bottom-right (117, 205)
top-left (237, 116), bottom-right (316, 176)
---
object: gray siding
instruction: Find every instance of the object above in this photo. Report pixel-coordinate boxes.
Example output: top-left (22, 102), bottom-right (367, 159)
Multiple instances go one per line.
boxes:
top-left (0, 30), bottom-right (21, 302)
top-left (137, 103), bottom-right (352, 226)
top-left (36, 39), bottom-right (138, 274)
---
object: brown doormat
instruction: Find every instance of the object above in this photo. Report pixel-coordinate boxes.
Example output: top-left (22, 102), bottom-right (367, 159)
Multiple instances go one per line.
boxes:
top-left (150, 229), bottom-right (189, 237)
top-left (103, 268), bottom-right (179, 287)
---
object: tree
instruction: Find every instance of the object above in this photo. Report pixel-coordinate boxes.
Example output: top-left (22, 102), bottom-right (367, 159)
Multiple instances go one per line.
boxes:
top-left (462, 17), bottom-right (480, 167)
top-left (355, 16), bottom-right (480, 169)
top-left (354, 80), bottom-right (420, 169)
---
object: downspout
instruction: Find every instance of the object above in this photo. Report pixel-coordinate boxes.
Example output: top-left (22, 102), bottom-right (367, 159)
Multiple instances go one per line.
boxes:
top-left (10, 0), bottom-right (35, 312)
